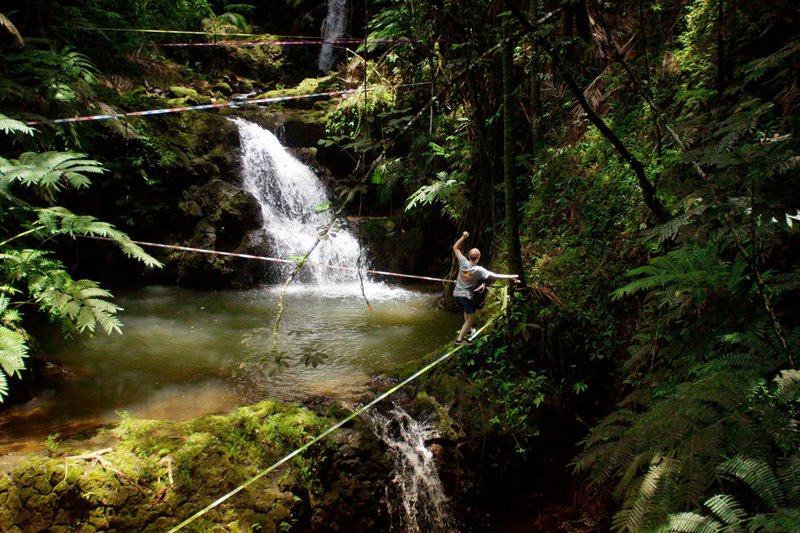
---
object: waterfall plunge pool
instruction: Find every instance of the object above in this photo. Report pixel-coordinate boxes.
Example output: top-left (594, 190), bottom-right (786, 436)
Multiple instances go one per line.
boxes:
top-left (0, 282), bottom-right (461, 455)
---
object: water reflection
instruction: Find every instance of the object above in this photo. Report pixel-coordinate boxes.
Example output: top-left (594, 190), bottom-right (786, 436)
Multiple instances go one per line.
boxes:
top-left (0, 283), bottom-right (459, 453)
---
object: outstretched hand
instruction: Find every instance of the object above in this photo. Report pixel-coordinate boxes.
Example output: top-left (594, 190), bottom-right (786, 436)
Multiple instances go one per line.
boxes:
top-left (462, 231), bottom-right (469, 238)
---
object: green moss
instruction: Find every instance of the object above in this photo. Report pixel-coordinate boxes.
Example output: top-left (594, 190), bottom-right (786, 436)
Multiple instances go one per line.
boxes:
top-left (0, 399), bottom-right (339, 530)
top-left (170, 86), bottom-right (200, 99)
top-left (256, 75), bottom-right (339, 100)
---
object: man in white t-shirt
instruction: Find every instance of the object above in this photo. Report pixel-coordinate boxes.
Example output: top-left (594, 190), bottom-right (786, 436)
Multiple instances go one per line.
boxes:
top-left (452, 231), bottom-right (519, 344)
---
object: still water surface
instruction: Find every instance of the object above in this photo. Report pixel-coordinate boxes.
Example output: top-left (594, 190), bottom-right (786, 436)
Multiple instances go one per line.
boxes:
top-left (0, 283), bottom-right (460, 454)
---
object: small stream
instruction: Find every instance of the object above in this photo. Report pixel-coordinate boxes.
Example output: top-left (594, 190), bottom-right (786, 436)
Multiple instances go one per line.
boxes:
top-left (0, 283), bottom-right (459, 454)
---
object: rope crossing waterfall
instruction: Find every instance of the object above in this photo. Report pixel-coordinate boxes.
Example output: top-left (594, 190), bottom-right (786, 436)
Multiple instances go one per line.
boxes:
top-left (140, 120), bottom-right (510, 531)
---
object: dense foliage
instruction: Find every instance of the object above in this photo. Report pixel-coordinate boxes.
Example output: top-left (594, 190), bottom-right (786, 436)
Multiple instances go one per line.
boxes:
top-left (346, 0), bottom-right (800, 529)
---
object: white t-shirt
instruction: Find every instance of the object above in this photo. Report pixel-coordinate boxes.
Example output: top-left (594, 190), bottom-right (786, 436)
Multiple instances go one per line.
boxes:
top-left (453, 255), bottom-right (492, 299)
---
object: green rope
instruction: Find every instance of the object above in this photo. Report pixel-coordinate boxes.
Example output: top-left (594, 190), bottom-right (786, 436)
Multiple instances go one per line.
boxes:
top-left (167, 291), bottom-right (507, 532)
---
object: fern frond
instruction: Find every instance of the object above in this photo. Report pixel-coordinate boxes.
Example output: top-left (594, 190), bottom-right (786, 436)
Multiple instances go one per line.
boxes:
top-left (0, 151), bottom-right (104, 201)
top-left (748, 508), bottom-right (800, 532)
top-left (613, 457), bottom-right (675, 532)
top-left (0, 325), bottom-right (27, 376)
top-left (657, 511), bottom-right (724, 532)
top-left (28, 269), bottom-right (123, 336)
top-left (704, 494), bottom-right (747, 526)
top-left (717, 456), bottom-right (783, 509)
top-left (693, 352), bottom-right (765, 375)
top-left (775, 457), bottom-right (800, 508)
top-left (612, 243), bottom-right (731, 302)
top-left (0, 114), bottom-right (35, 136)
top-left (0, 325), bottom-right (28, 400)
top-left (773, 370), bottom-right (799, 404)
top-left (34, 208), bottom-right (162, 268)
top-left (642, 204), bottom-right (707, 244)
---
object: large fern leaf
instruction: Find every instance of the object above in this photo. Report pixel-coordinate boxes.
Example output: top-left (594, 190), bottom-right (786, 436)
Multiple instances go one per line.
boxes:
top-left (35, 207), bottom-right (162, 268)
top-left (717, 456), bottom-right (784, 509)
top-left (657, 511), bottom-right (724, 532)
top-left (0, 113), bottom-right (35, 136)
top-left (28, 270), bottom-right (123, 336)
top-left (0, 151), bottom-right (104, 203)
top-left (703, 494), bottom-right (747, 527)
top-left (612, 243), bottom-right (735, 303)
top-left (0, 325), bottom-right (28, 400)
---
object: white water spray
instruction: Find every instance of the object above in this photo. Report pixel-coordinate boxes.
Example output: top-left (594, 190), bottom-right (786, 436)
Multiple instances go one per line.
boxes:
top-left (366, 405), bottom-right (456, 532)
top-left (232, 118), bottom-right (363, 283)
top-left (319, 0), bottom-right (348, 72)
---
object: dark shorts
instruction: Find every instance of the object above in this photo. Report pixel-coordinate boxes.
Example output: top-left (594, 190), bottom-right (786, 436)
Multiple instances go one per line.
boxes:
top-left (455, 296), bottom-right (477, 314)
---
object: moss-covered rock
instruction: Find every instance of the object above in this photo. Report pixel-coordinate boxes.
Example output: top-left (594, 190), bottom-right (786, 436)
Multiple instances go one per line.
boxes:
top-left (0, 400), bottom-right (395, 532)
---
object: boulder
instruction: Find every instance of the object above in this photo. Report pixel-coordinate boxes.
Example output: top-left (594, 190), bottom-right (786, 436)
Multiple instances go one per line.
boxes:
top-left (176, 179), bottom-right (270, 288)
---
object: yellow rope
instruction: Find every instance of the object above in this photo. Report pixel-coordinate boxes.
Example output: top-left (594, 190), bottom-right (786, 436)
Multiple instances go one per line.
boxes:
top-left (167, 289), bottom-right (507, 532)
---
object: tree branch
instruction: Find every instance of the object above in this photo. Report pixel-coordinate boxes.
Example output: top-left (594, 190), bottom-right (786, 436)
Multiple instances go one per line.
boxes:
top-left (509, 3), bottom-right (670, 223)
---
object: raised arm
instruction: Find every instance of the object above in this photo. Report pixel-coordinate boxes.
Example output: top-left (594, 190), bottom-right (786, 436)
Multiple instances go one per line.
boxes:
top-left (452, 231), bottom-right (469, 259)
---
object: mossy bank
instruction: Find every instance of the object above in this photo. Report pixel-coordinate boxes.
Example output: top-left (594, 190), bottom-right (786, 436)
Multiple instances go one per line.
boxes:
top-left (0, 400), bottom-right (393, 532)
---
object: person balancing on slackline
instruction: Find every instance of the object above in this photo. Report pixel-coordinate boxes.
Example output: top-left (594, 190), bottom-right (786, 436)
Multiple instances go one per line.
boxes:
top-left (452, 231), bottom-right (520, 344)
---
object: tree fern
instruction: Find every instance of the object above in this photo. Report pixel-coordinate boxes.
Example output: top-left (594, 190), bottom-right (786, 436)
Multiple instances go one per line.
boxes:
top-left (0, 124), bottom-right (162, 399)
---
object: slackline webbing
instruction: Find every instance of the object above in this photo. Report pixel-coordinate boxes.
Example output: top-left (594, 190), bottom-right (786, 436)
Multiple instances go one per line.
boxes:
top-left (84, 235), bottom-right (454, 284)
top-left (25, 82), bottom-right (429, 126)
top-left (165, 303), bottom-right (503, 533)
top-left (89, 28), bottom-right (322, 38)
top-left (159, 38), bottom-right (441, 47)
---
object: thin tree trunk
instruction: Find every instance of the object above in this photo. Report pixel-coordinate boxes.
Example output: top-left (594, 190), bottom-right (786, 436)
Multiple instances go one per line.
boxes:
top-left (503, 13), bottom-right (524, 280)
top-left (530, 0), bottom-right (543, 151)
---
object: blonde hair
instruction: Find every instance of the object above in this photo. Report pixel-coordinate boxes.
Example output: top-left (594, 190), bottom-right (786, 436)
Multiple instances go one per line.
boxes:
top-left (468, 248), bottom-right (481, 262)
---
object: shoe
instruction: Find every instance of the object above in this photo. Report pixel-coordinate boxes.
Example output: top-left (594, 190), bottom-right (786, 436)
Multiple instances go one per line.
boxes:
top-left (467, 328), bottom-right (477, 341)
top-left (455, 338), bottom-right (473, 346)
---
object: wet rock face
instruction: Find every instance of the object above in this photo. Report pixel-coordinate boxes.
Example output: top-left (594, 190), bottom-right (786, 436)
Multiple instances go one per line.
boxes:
top-left (177, 179), bottom-right (270, 288)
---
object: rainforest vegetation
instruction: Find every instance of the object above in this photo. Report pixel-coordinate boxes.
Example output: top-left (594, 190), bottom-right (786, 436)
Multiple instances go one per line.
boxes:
top-left (1, 0), bottom-right (799, 531)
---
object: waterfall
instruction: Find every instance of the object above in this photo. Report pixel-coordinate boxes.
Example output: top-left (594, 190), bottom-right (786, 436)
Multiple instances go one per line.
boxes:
top-left (232, 118), bottom-right (363, 283)
top-left (366, 405), bottom-right (456, 532)
top-left (318, 0), bottom-right (348, 72)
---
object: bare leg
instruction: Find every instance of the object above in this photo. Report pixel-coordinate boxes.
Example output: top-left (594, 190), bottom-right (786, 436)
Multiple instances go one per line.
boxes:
top-left (457, 312), bottom-right (477, 342)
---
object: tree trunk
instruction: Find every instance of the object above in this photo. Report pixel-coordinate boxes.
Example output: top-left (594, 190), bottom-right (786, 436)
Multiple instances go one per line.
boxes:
top-left (503, 14), bottom-right (525, 280)
top-left (530, 0), bottom-right (543, 151)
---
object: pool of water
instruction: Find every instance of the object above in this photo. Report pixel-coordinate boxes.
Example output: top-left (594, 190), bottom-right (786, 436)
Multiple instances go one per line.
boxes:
top-left (0, 283), bottom-right (460, 454)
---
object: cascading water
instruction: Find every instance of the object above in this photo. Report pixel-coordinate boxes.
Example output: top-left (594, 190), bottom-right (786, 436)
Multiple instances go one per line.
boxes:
top-left (366, 405), bottom-right (456, 532)
top-left (232, 118), bottom-right (363, 283)
top-left (318, 0), bottom-right (348, 72)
